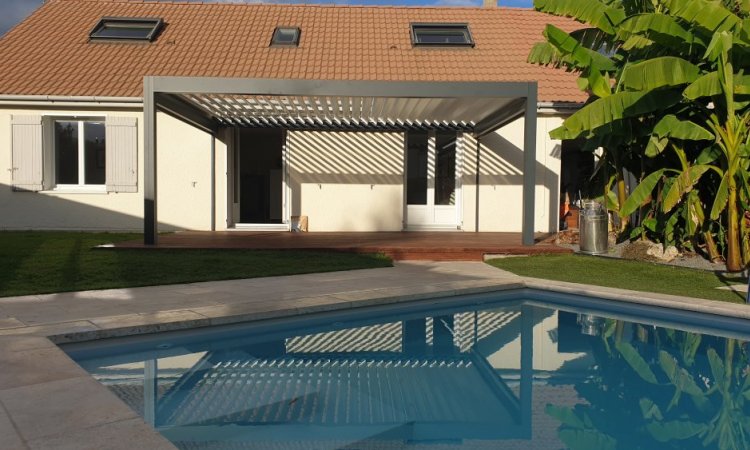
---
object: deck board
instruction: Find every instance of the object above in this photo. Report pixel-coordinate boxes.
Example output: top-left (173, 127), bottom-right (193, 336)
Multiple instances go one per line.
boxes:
top-left (115, 231), bottom-right (569, 261)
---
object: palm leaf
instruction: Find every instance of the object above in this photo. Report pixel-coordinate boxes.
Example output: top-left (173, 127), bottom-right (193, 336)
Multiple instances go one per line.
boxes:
top-left (663, 165), bottom-right (711, 212)
top-left (710, 172), bottom-right (730, 219)
top-left (620, 169), bottom-right (666, 217)
top-left (618, 13), bottom-right (704, 50)
top-left (684, 72), bottom-right (722, 99)
top-left (666, 0), bottom-right (741, 35)
top-left (646, 421), bottom-right (708, 442)
top-left (622, 34), bottom-right (655, 50)
top-left (621, 57), bottom-right (700, 90)
top-left (543, 25), bottom-right (617, 71)
top-left (652, 114), bottom-right (715, 140)
top-left (550, 89), bottom-right (682, 139)
top-left (616, 341), bottom-right (659, 383)
top-left (645, 136), bottom-right (669, 157)
top-left (570, 27), bottom-right (616, 53)
top-left (534, 0), bottom-right (626, 35)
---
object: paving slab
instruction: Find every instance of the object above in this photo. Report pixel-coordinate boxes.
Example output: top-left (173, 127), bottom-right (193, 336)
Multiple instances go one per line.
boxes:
top-left (0, 376), bottom-right (138, 442)
top-left (26, 418), bottom-right (174, 450)
top-left (0, 403), bottom-right (26, 450)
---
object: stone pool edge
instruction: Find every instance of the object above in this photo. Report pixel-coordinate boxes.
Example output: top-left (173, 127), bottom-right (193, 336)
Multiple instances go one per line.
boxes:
top-left (1, 276), bottom-right (749, 450)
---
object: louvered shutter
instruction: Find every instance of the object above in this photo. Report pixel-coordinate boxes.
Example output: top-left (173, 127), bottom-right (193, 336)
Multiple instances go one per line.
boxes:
top-left (10, 115), bottom-right (44, 191)
top-left (105, 117), bottom-right (138, 193)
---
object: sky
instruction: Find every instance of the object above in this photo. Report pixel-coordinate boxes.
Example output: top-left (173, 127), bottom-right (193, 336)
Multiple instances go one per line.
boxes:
top-left (0, 0), bottom-right (533, 37)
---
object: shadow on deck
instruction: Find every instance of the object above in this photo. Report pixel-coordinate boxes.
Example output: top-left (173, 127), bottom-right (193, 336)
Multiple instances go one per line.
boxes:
top-left (115, 231), bottom-right (571, 261)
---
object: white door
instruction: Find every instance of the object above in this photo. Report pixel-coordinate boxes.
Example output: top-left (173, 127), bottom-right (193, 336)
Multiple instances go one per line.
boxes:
top-left (405, 131), bottom-right (462, 230)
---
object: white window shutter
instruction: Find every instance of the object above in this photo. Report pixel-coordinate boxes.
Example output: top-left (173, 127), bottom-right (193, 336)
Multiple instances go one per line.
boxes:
top-left (105, 117), bottom-right (138, 193)
top-left (10, 115), bottom-right (44, 191)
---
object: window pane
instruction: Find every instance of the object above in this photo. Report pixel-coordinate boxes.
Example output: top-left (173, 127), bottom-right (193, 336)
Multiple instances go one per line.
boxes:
top-left (412, 24), bottom-right (473, 46)
top-left (416, 30), bottom-right (469, 45)
top-left (406, 131), bottom-right (428, 205)
top-left (84, 122), bottom-right (106, 185)
top-left (94, 24), bottom-right (153, 39)
top-left (271, 27), bottom-right (300, 46)
top-left (55, 121), bottom-right (79, 184)
top-left (435, 132), bottom-right (456, 205)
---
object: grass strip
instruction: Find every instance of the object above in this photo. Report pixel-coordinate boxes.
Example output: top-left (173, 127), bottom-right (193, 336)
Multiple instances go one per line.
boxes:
top-left (0, 232), bottom-right (392, 297)
top-left (487, 254), bottom-right (747, 303)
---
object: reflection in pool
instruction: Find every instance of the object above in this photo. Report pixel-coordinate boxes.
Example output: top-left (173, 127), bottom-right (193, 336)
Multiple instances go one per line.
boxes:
top-left (65, 292), bottom-right (750, 449)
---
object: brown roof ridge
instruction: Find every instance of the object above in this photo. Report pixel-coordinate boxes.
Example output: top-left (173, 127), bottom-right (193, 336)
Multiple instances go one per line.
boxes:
top-left (51, 0), bottom-right (540, 13)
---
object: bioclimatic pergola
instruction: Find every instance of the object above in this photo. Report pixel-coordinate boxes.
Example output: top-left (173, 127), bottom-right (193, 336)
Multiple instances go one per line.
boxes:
top-left (143, 77), bottom-right (539, 245)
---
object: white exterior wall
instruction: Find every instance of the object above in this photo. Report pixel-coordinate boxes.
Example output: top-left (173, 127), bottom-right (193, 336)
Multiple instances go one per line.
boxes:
top-left (0, 107), bottom-right (215, 231)
top-left (287, 131), bottom-right (404, 232)
top-left (463, 115), bottom-right (563, 233)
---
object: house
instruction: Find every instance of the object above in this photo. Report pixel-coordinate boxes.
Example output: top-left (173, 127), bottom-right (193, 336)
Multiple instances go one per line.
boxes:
top-left (0, 0), bottom-right (586, 245)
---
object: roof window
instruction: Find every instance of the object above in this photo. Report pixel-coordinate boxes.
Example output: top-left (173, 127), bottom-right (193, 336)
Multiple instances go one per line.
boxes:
top-left (411, 23), bottom-right (474, 47)
top-left (89, 17), bottom-right (164, 42)
top-left (270, 27), bottom-right (301, 47)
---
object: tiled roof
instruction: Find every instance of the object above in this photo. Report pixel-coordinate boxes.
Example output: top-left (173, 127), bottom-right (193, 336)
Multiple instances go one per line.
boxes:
top-left (0, 0), bottom-right (587, 103)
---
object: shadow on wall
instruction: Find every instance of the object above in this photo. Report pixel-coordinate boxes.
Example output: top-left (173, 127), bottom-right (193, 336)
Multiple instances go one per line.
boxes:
top-left (465, 132), bottom-right (560, 233)
top-left (288, 131), bottom-right (404, 231)
top-left (0, 183), bottom-right (185, 232)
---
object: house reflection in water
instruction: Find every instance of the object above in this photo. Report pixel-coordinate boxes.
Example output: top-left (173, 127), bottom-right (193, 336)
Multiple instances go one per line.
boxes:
top-left (71, 301), bottom-right (601, 449)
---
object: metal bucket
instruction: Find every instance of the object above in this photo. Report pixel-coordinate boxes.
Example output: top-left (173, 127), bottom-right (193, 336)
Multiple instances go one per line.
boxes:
top-left (579, 201), bottom-right (608, 255)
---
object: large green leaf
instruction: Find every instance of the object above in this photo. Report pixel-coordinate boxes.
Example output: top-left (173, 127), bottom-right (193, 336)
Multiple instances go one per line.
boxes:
top-left (707, 347), bottom-right (725, 385)
top-left (558, 429), bottom-right (617, 450)
top-left (545, 404), bottom-right (586, 428)
top-left (658, 350), bottom-right (706, 397)
top-left (684, 72), bottom-right (722, 99)
top-left (646, 420), bottom-right (708, 442)
top-left (543, 25), bottom-right (617, 71)
top-left (551, 90), bottom-right (682, 139)
top-left (616, 341), bottom-right (658, 383)
top-left (620, 169), bottom-right (666, 217)
top-left (534, 0), bottom-right (626, 35)
top-left (666, 0), bottom-right (741, 35)
top-left (663, 165), bottom-right (711, 212)
top-left (621, 57), bottom-right (700, 91)
top-left (618, 13), bottom-right (704, 50)
top-left (710, 171), bottom-right (730, 220)
top-left (652, 115), bottom-right (714, 140)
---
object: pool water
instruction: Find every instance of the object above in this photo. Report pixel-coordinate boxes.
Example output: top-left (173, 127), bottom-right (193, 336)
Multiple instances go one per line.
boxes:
top-left (65, 291), bottom-right (750, 450)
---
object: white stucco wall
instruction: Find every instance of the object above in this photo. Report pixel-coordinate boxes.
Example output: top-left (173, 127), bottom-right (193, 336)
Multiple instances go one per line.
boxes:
top-left (287, 131), bottom-right (404, 232)
top-left (1, 105), bottom-right (564, 233)
top-left (463, 115), bottom-right (563, 233)
top-left (0, 107), bottom-right (215, 231)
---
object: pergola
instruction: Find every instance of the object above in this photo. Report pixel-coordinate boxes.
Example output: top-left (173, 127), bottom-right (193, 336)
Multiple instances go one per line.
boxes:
top-left (143, 77), bottom-right (539, 245)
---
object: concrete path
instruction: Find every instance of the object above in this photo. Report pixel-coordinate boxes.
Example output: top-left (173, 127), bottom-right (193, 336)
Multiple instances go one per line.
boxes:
top-left (1, 260), bottom-right (748, 450)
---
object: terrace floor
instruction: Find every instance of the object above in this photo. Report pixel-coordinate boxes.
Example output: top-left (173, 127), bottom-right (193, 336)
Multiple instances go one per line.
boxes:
top-left (114, 231), bottom-right (571, 260)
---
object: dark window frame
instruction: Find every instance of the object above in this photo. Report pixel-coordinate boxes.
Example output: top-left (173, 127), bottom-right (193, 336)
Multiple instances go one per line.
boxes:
top-left (410, 23), bottom-right (475, 47)
top-left (89, 17), bottom-right (164, 42)
top-left (270, 26), bottom-right (301, 47)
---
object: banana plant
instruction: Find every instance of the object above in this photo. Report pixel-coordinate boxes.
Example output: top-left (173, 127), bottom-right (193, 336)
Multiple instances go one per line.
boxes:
top-left (547, 320), bottom-right (750, 449)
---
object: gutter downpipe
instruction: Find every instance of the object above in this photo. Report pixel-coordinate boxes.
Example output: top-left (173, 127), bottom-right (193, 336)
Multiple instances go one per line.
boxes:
top-left (211, 135), bottom-right (216, 232)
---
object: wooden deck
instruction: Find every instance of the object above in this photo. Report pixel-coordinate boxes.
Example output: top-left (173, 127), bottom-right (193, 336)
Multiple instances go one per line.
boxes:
top-left (115, 231), bottom-right (570, 261)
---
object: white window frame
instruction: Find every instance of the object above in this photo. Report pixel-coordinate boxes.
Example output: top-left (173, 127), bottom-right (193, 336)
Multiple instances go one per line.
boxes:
top-left (51, 117), bottom-right (107, 193)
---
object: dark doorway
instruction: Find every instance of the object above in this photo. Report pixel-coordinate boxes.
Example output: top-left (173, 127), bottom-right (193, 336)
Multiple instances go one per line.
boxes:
top-left (238, 129), bottom-right (284, 224)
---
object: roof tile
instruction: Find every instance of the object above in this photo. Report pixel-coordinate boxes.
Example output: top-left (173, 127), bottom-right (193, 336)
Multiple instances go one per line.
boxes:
top-left (0, 0), bottom-right (586, 103)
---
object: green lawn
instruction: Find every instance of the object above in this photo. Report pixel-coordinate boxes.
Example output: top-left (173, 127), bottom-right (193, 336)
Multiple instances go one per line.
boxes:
top-left (0, 232), bottom-right (392, 297)
top-left (487, 254), bottom-right (748, 304)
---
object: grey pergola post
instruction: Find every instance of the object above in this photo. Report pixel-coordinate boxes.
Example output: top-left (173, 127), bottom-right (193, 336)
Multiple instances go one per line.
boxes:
top-left (522, 83), bottom-right (537, 246)
top-left (144, 77), bottom-right (158, 245)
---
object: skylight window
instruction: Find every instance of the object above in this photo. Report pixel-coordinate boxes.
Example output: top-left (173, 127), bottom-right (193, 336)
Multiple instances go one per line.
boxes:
top-left (89, 17), bottom-right (164, 42)
top-left (271, 27), bottom-right (301, 47)
top-left (411, 23), bottom-right (474, 47)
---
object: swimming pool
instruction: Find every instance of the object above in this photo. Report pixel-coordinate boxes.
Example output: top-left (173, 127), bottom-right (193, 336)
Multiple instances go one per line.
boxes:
top-left (64, 290), bottom-right (750, 450)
